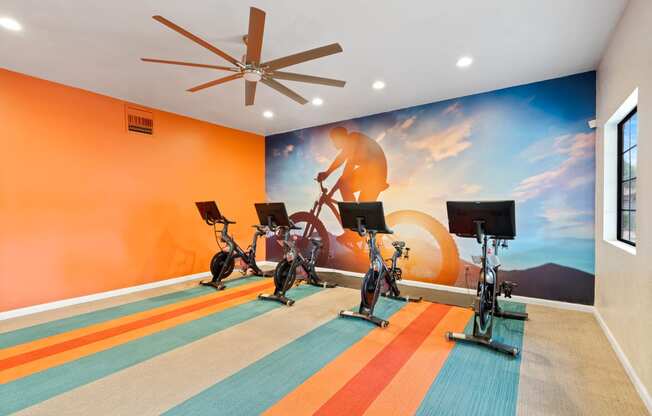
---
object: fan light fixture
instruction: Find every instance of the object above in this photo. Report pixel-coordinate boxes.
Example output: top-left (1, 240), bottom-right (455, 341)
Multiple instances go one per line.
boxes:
top-left (263, 110), bottom-right (274, 119)
top-left (311, 97), bottom-right (324, 106)
top-left (372, 80), bottom-right (385, 90)
top-left (243, 68), bottom-right (262, 82)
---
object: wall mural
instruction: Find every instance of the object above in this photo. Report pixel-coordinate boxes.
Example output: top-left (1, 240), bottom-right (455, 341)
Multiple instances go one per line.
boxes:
top-left (266, 71), bottom-right (596, 305)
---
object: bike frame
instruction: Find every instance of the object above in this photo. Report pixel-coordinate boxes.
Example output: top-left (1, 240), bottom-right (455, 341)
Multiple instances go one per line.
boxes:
top-left (364, 231), bottom-right (388, 315)
top-left (258, 223), bottom-right (334, 306)
top-left (215, 221), bottom-right (264, 277)
top-left (364, 233), bottom-right (408, 313)
top-left (302, 180), bottom-right (341, 240)
top-left (446, 225), bottom-right (526, 356)
top-left (282, 226), bottom-right (327, 287)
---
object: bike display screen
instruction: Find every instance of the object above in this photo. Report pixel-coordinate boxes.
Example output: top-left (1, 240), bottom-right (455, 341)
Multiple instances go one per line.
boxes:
top-left (254, 202), bottom-right (291, 227)
top-left (446, 200), bottom-right (516, 239)
top-left (338, 201), bottom-right (392, 234)
top-left (195, 201), bottom-right (224, 224)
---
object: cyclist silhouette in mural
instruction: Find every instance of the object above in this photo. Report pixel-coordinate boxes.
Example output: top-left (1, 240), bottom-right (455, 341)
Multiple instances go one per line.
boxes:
top-left (315, 127), bottom-right (389, 245)
top-left (316, 126), bottom-right (389, 203)
top-left (285, 125), bottom-right (461, 285)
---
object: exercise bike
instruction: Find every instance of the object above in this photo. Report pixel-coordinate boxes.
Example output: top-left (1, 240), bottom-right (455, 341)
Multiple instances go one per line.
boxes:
top-left (338, 202), bottom-right (421, 327)
top-left (257, 203), bottom-right (336, 306)
top-left (195, 201), bottom-right (268, 291)
top-left (445, 200), bottom-right (528, 356)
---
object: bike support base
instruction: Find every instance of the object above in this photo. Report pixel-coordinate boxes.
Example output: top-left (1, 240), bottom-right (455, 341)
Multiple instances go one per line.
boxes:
top-left (382, 293), bottom-right (423, 303)
top-left (200, 280), bottom-right (226, 291)
top-left (339, 310), bottom-right (389, 328)
top-left (308, 280), bottom-right (337, 289)
top-left (494, 308), bottom-right (528, 321)
top-left (446, 331), bottom-right (519, 356)
top-left (258, 293), bottom-right (295, 306)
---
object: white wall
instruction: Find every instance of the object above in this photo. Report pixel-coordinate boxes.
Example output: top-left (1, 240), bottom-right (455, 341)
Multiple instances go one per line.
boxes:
top-left (596, 0), bottom-right (652, 407)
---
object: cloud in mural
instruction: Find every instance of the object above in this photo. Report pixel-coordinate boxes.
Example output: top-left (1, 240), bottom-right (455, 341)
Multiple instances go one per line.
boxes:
top-left (406, 120), bottom-right (473, 161)
top-left (442, 102), bottom-right (462, 115)
top-left (461, 183), bottom-right (482, 195)
top-left (542, 204), bottom-right (594, 238)
top-left (282, 144), bottom-right (295, 157)
top-left (401, 116), bottom-right (416, 130)
top-left (514, 132), bottom-right (595, 201)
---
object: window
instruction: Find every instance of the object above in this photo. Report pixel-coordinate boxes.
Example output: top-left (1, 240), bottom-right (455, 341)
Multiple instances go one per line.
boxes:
top-left (617, 107), bottom-right (638, 245)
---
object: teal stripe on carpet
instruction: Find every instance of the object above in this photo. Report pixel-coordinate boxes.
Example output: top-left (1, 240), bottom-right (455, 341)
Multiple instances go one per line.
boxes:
top-left (415, 302), bottom-right (527, 416)
top-left (163, 298), bottom-right (407, 416)
top-left (0, 276), bottom-right (260, 348)
top-left (0, 284), bottom-right (320, 416)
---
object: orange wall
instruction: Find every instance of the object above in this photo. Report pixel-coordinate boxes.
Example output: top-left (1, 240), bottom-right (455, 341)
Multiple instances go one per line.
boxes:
top-left (0, 68), bottom-right (265, 312)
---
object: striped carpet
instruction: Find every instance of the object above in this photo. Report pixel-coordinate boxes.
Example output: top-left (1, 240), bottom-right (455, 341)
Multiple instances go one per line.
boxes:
top-left (0, 276), bottom-right (529, 415)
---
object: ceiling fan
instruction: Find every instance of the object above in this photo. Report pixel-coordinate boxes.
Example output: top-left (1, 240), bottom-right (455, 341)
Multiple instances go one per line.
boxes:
top-left (141, 7), bottom-right (346, 106)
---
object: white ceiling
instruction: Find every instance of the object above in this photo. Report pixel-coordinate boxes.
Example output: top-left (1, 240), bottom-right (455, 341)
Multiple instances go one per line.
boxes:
top-left (0, 0), bottom-right (626, 135)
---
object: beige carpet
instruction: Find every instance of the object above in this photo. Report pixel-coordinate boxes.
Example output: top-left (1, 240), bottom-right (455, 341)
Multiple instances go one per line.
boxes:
top-left (517, 304), bottom-right (648, 415)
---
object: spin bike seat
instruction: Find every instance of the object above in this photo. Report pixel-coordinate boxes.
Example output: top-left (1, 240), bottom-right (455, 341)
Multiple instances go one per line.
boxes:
top-left (392, 241), bottom-right (406, 248)
top-left (309, 236), bottom-right (323, 247)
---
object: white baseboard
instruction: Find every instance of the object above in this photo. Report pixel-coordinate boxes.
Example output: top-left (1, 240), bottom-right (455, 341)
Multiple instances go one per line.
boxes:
top-left (507, 293), bottom-right (594, 313)
top-left (594, 308), bottom-right (652, 414)
top-left (0, 271), bottom-right (211, 321)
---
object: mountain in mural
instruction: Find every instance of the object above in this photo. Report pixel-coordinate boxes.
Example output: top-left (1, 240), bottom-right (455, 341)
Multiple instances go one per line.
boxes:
top-left (456, 261), bottom-right (595, 305)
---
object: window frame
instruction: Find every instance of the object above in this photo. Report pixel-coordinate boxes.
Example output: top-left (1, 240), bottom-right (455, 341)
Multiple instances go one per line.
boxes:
top-left (616, 107), bottom-right (637, 246)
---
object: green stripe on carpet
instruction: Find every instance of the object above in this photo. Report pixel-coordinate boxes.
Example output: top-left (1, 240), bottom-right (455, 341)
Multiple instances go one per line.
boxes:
top-left (415, 302), bottom-right (527, 416)
top-left (163, 298), bottom-right (407, 416)
top-left (0, 284), bottom-right (321, 416)
top-left (0, 276), bottom-right (260, 348)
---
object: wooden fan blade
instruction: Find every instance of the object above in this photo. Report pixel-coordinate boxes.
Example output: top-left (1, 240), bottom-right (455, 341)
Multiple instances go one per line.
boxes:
top-left (245, 7), bottom-right (265, 65)
top-left (152, 16), bottom-right (241, 67)
top-left (262, 43), bottom-right (343, 71)
top-left (261, 77), bottom-right (308, 104)
top-left (268, 71), bottom-right (345, 87)
top-left (141, 58), bottom-right (237, 71)
top-left (187, 73), bottom-right (242, 92)
top-left (245, 81), bottom-right (257, 106)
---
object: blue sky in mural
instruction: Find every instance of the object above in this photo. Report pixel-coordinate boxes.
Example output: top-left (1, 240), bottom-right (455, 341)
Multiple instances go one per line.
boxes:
top-left (267, 72), bottom-right (596, 274)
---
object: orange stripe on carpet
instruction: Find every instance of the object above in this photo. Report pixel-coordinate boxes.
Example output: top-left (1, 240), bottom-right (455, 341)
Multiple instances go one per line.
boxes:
top-left (314, 303), bottom-right (451, 416)
top-left (0, 287), bottom-right (270, 384)
top-left (0, 281), bottom-right (274, 378)
top-left (0, 279), bottom-right (271, 360)
top-left (262, 301), bottom-right (431, 416)
top-left (363, 306), bottom-right (473, 415)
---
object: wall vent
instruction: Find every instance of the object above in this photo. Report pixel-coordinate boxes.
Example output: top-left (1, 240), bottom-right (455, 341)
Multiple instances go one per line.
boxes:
top-left (125, 106), bottom-right (154, 135)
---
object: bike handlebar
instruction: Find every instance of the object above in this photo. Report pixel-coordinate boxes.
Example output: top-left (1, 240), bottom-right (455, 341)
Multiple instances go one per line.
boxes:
top-left (315, 178), bottom-right (327, 193)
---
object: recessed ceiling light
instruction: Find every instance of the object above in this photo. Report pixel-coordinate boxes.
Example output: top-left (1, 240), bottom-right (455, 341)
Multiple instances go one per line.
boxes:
top-left (372, 80), bottom-right (385, 90)
top-left (456, 56), bottom-right (473, 68)
top-left (263, 110), bottom-right (274, 119)
top-left (311, 97), bottom-right (324, 106)
top-left (0, 17), bottom-right (22, 32)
